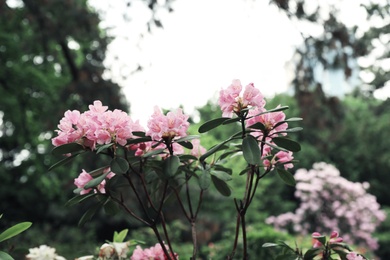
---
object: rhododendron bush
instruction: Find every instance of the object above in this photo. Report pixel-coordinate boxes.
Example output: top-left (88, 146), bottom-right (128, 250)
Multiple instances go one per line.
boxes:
top-left (46, 79), bottom-right (381, 259)
top-left (266, 162), bottom-right (386, 251)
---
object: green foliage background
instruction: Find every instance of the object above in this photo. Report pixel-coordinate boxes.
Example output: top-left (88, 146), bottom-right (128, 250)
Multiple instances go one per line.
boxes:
top-left (1, 0), bottom-right (390, 259)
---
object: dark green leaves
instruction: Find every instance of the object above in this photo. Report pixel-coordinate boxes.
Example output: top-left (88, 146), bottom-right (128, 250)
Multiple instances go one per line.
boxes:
top-left (51, 143), bottom-right (84, 156)
top-left (163, 155), bottom-right (180, 178)
top-left (110, 157), bottom-right (129, 174)
top-left (242, 135), bottom-right (262, 165)
top-left (211, 175), bottom-right (231, 196)
top-left (303, 248), bottom-right (322, 260)
top-left (199, 169), bottom-right (211, 190)
top-left (48, 153), bottom-right (79, 171)
top-left (277, 168), bottom-right (296, 186)
top-left (198, 117), bottom-right (230, 133)
top-left (84, 172), bottom-right (110, 189)
top-left (272, 137), bottom-right (301, 152)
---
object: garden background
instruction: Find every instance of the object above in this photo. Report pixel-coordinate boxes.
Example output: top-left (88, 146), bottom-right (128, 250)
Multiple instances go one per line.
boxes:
top-left (0, 0), bottom-right (389, 259)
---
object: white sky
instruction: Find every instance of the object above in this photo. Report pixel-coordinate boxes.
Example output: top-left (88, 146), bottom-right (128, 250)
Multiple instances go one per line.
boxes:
top-left (88, 0), bottom-right (389, 124)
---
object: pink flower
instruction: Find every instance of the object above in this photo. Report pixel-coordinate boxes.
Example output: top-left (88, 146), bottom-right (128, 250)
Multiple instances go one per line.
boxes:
top-left (329, 231), bottom-right (343, 243)
top-left (74, 168), bottom-right (115, 195)
top-left (52, 110), bottom-right (83, 146)
top-left (190, 139), bottom-right (206, 158)
top-left (146, 106), bottom-right (189, 142)
top-left (246, 106), bottom-right (287, 135)
top-left (275, 151), bottom-right (294, 170)
top-left (52, 100), bottom-right (144, 150)
top-left (74, 170), bottom-right (93, 195)
top-left (218, 79), bottom-right (266, 117)
top-left (242, 83), bottom-right (265, 108)
top-left (346, 252), bottom-right (364, 260)
top-left (130, 243), bottom-right (178, 260)
top-left (311, 231), bottom-right (343, 248)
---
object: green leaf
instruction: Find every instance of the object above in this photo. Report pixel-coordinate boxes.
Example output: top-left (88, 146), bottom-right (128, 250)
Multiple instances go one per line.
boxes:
top-left (198, 117), bottom-right (230, 133)
top-left (132, 131), bottom-right (146, 137)
top-left (211, 175), bottom-right (231, 196)
top-left (273, 117), bottom-right (303, 128)
top-left (303, 247), bottom-right (322, 260)
top-left (65, 193), bottom-right (98, 207)
top-left (104, 199), bottom-right (120, 216)
top-left (262, 243), bottom-right (279, 248)
top-left (110, 157), bottom-right (129, 174)
top-left (0, 222), bottom-right (32, 243)
top-left (126, 136), bottom-right (152, 145)
top-left (210, 170), bottom-right (232, 181)
top-left (163, 155), bottom-right (180, 178)
top-left (265, 105), bottom-right (289, 113)
top-left (277, 168), bottom-right (296, 186)
top-left (89, 166), bottom-right (110, 178)
top-left (51, 143), bottom-right (84, 156)
top-left (78, 201), bottom-right (104, 226)
top-left (199, 142), bottom-right (229, 162)
top-left (0, 251), bottom-right (13, 260)
top-left (247, 122), bottom-right (266, 131)
top-left (179, 154), bottom-right (198, 162)
top-left (177, 141), bottom-right (193, 149)
top-left (311, 234), bottom-right (327, 246)
top-left (175, 135), bottom-right (200, 143)
top-left (84, 172), bottom-right (109, 189)
top-left (274, 127), bottom-right (303, 134)
top-left (272, 137), bottom-right (301, 152)
top-left (213, 165), bottom-right (233, 175)
top-left (222, 117), bottom-right (241, 125)
top-left (48, 153), bottom-right (79, 171)
top-left (199, 169), bottom-right (211, 190)
top-left (142, 148), bottom-right (165, 158)
top-left (114, 229), bottom-right (129, 243)
top-left (242, 135), bottom-right (262, 165)
top-left (96, 143), bottom-right (114, 154)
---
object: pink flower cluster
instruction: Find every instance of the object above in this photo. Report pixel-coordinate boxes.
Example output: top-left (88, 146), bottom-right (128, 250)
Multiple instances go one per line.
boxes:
top-left (266, 162), bottom-right (386, 250)
top-left (147, 106), bottom-right (189, 141)
top-left (74, 168), bottom-right (115, 194)
top-left (218, 79), bottom-right (265, 117)
top-left (131, 243), bottom-right (178, 260)
top-left (246, 105), bottom-right (293, 169)
top-left (52, 101), bottom-right (144, 150)
top-left (218, 80), bottom-right (294, 170)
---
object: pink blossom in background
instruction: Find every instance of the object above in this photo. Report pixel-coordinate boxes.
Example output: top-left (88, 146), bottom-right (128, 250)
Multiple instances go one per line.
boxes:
top-left (266, 162), bottom-right (386, 251)
top-left (218, 79), bottom-right (266, 117)
top-left (190, 139), bottom-right (206, 158)
top-left (131, 243), bottom-right (178, 260)
top-left (146, 106), bottom-right (189, 141)
top-left (346, 252), bottom-right (364, 260)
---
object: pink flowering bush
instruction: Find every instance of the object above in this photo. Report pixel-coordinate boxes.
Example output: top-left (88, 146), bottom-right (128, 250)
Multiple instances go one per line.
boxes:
top-left (266, 162), bottom-right (386, 251)
top-left (50, 79), bottom-right (302, 259)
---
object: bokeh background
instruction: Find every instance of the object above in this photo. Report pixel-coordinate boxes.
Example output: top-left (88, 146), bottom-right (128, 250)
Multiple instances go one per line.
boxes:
top-left (1, 0), bottom-right (389, 259)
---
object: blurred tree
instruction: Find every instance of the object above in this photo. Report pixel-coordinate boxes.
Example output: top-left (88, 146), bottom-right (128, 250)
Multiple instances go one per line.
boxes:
top-left (0, 0), bottom-right (128, 220)
top-left (271, 0), bottom-right (390, 94)
top-left (0, 1), bottom-right (173, 256)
